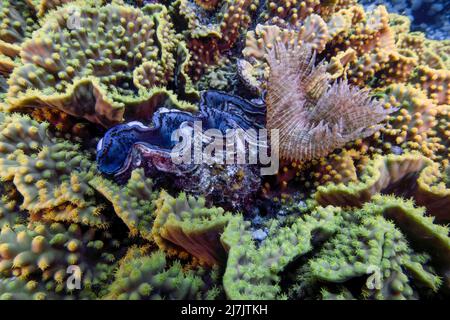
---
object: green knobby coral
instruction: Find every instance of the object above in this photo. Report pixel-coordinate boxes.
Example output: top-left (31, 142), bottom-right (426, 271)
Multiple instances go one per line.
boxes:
top-left (89, 169), bottom-right (157, 241)
top-left (416, 164), bottom-right (450, 223)
top-left (148, 192), bottom-right (449, 299)
top-left (27, 0), bottom-right (100, 17)
top-left (0, 221), bottom-right (120, 296)
top-left (152, 191), bottom-right (232, 266)
top-left (315, 152), bottom-right (429, 206)
top-left (0, 195), bottom-right (26, 228)
top-left (314, 152), bottom-right (450, 223)
top-left (291, 195), bottom-right (447, 300)
top-left (0, 277), bottom-right (66, 300)
top-left (368, 195), bottom-right (450, 285)
top-left (0, 113), bottom-right (108, 228)
top-left (5, 3), bottom-right (197, 127)
top-left (151, 191), bottom-right (344, 299)
top-left (103, 246), bottom-right (221, 300)
top-left (196, 60), bottom-right (237, 92)
top-left (221, 206), bottom-right (343, 299)
top-left (0, 0), bottom-right (38, 74)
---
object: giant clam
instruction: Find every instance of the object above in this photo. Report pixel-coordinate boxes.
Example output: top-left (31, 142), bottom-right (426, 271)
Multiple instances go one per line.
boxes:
top-left (96, 90), bottom-right (266, 210)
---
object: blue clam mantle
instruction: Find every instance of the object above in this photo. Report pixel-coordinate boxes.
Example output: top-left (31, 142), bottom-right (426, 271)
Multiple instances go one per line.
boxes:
top-left (96, 90), bottom-right (266, 178)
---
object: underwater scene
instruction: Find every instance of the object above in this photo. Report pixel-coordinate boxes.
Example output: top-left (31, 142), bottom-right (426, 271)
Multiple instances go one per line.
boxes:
top-left (0, 0), bottom-right (448, 301)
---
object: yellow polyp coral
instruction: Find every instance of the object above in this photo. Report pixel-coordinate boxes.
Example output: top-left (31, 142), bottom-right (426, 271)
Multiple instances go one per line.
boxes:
top-left (325, 48), bottom-right (357, 78)
top-left (325, 5), bottom-right (419, 87)
top-left (171, 0), bottom-right (258, 79)
top-left (376, 84), bottom-right (450, 164)
top-left (0, 221), bottom-right (119, 296)
top-left (26, 0), bottom-right (97, 17)
top-left (152, 191), bottom-right (232, 266)
top-left (388, 13), bottom-right (410, 38)
top-left (315, 152), bottom-right (450, 224)
top-left (244, 14), bottom-right (333, 59)
top-left (416, 164), bottom-right (450, 224)
top-left (380, 84), bottom-right (436, 149)
top-left (0, 113), bottom-right (108, 228)
top-left (0, 0), bottom-right (39, 74)
top-left (261, 0), bottom-right (355, 28)
top-left (308, 149), bottom-right (364, 186)
top-left (4, 3), bottom-right (197, 127)
top-left (241, 13), bottom-right (352, 88)
top-left (103, 246), bottom-right (221, 300)
top-left (30, 107), bottom-right (90, 138)
top-left (89, 169), bottom-right (157, 241)
top-left (429, 104), bottom-right (450, 164)
top-left (242, 5), bottom-right (432, 89)
top-left (266, 42), bottom-right (395, 162)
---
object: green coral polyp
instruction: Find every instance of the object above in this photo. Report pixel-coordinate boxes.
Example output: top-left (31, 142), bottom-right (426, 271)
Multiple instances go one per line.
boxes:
top-left (0, 113), bottom-right (108, 228)
top-left (0, 221), bottom-right (118, 296)
top-left (315, 152), bottom-right (450, 223)
top-left (289, 195), bottom-right (448, 300)
top-left (104, 246), bottom-right (220, 300)
top-left (0, 0), bottom-right (448, 301)
top-left (5, 3), bottom-right (197, 127)
top-left (89, 169), bottom-right (157, 240)
top-left (0, 0), bottom-right (38, 66)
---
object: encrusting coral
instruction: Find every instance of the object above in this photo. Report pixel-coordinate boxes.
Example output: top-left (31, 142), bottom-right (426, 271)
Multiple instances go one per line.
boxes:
top-left (170, 0), bottom-right (259, 79)
top-left (152, 191), bottom-right (232, 266)
top-left (0, 195), bottom-right (27, 229)
top-left (0, 0), bottom-right (38, 75)
top-left (148, 192), bottom-right (449, 299)
top-left (104, 246), bottom-right (221, 300)
top-left (5, 2), bottom-right (197, 127)
top-left (0, 113), bottom-right (108, 228)
top-left (315, 152), bottom-right (450, 224)
top-left (0, 221), bottom-right (120, 297)
top-left (292, 195), bottom-right (449, 299)
top-left (0, 277), bottom-right (64, 300)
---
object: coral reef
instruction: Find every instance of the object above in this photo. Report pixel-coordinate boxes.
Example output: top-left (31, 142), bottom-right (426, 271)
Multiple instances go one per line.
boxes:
top-left (152, 191), bottom-right (232, 265)
top-left (0, 277), bottom-right (63, 300)
top-left (170, 0), bottom-right (258, 79)
top-left (0, 0), bottom-right (38, 75)
top-left (0, 0), bottom-right (448, 301)
top-left (0, 113), bottom-right (108, 228)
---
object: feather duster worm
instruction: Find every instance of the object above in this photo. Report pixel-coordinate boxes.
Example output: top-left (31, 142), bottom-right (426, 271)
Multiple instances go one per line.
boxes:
top-left (265, 42), bottom-right (397, 162)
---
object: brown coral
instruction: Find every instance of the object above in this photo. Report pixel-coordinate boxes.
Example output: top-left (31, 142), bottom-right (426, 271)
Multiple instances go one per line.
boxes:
top-left (265, 42), bottom-right (395, 162)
